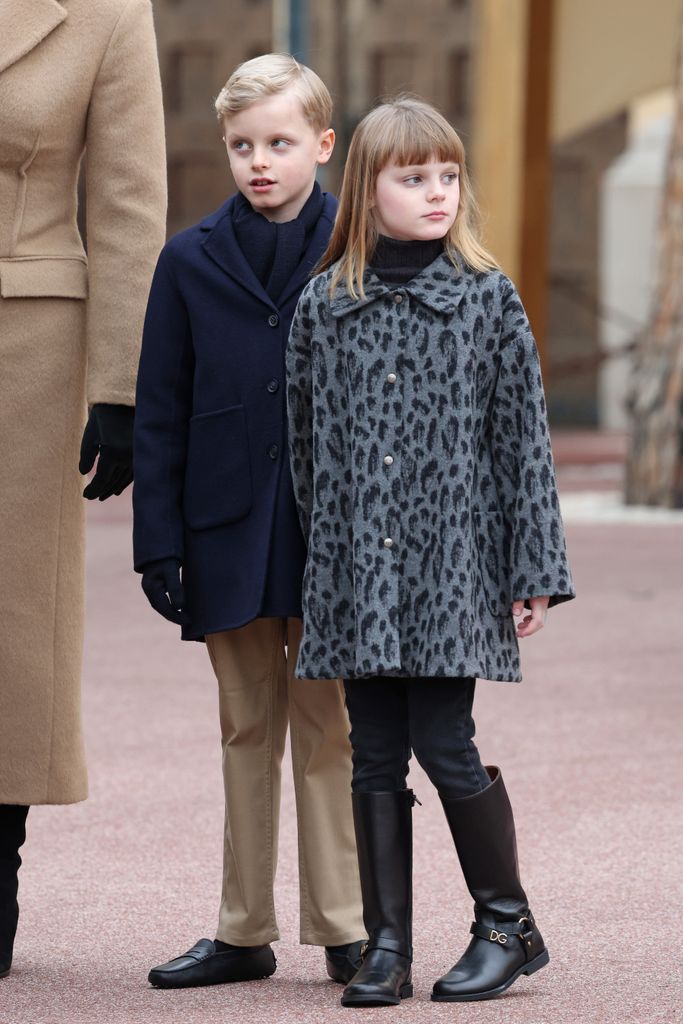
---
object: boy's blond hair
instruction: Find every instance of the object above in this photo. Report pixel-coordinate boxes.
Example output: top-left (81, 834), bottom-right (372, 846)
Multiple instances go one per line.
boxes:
top-left (318, 96), bottom-right (498, 299)
top-left (215, 53), bottom-right (332, 133)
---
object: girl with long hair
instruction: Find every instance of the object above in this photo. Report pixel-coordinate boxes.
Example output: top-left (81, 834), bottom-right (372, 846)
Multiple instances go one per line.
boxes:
top-left (286, 97), bottom-right (574, 1008)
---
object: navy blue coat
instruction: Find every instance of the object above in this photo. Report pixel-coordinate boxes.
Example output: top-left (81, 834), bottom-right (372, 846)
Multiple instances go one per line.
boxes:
top-left (133, 192), bottom-right (337, 640)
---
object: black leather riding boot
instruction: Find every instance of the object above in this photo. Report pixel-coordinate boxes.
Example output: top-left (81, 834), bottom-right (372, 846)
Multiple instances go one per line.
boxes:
top-left (340, 790), bottom-right (415, 1008)
top-left (432, 767), bottom-right (549, 1002)
top-left (0, 805), bottom-right (29, 979)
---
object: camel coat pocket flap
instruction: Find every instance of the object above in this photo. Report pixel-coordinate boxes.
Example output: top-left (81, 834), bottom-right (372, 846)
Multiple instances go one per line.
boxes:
top-left (0, 257), bottom-right (88, 299)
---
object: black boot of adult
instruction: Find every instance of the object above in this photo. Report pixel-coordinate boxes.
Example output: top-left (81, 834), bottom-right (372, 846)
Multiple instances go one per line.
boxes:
top-left (431, 767), bottom-right (549, 1002)
top-left (340, 790), bottom-right (415, 1008)
top-left (0, 805), bottom-right (29, 979)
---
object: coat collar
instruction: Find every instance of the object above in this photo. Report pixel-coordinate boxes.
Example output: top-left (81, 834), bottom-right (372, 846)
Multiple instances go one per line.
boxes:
top-left (0, 0), bottom-right (66, 75)
top-left (328, 252), bottom-right (472, 319)
top-left (200, 192), bottom-right (337, 310)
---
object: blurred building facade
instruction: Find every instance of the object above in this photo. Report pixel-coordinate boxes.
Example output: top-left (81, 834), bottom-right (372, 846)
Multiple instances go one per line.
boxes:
top-left (154, 0), bottom-right (272, 231)
top-left (151, 0), bottom-right (681, 428)
top-left (154, 0), bottom-right (475, 234)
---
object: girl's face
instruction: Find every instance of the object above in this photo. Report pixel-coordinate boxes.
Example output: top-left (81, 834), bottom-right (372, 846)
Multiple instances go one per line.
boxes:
top-left (372, 158), bottom-right (460, 242)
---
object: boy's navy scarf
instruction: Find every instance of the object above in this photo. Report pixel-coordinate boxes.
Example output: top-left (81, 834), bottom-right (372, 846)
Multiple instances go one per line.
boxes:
top-left (232, 182), bottom-right (324, 303)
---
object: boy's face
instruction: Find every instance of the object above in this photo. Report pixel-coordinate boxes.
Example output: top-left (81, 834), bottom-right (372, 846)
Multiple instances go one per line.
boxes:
top-left (223, 87), bottom-right (334, 223)
top-left (372, 158), bottom-right (460, 241)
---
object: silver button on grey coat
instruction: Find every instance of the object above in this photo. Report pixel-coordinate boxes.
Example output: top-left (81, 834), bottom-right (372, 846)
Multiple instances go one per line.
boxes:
top-left (285, 254), bottom-right (575, 683)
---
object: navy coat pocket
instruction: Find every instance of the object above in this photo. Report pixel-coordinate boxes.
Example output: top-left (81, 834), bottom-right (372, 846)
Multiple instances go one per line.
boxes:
top-left (183, 405), bottom-right (253, 530)
top-left (472, 509), bottom-right (512, 617)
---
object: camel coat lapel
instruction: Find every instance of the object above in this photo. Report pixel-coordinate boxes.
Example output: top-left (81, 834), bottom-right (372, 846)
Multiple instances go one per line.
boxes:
top-left (0, 0), bottom-right (67, 74)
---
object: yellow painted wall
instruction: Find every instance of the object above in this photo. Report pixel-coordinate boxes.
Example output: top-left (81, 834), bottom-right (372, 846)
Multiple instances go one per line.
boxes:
top-left (471, 0), bottom-right (530, 278)
top-left (552, 0), bottom-right (681, 141)
top-left (472, 0), bottom-right (681, 279)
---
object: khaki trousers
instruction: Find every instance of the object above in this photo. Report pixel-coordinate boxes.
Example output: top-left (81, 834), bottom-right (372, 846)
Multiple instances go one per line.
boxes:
top-left (206, 617), bottom-right (365, 946)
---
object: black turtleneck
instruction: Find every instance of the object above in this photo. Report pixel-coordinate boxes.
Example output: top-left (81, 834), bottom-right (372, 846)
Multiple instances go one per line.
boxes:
top-left (369, 234), bottom-right (444, 286)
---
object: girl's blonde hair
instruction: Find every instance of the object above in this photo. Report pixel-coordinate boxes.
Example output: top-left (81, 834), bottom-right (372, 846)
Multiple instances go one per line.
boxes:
top-left (215, 53), bottom-right (332, 134)
top-left (319, 97), bottom-right (498, 297)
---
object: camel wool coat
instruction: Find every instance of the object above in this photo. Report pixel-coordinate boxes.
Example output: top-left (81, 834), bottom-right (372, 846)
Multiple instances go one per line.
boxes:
top-left (0, 0), bottom-right (166, 805)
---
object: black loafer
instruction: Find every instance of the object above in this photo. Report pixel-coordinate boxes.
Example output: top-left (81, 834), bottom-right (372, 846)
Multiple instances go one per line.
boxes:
top-left (325, 940), bottom-right (366, 984)
top-left (148, 938), bottom-right (276, 988)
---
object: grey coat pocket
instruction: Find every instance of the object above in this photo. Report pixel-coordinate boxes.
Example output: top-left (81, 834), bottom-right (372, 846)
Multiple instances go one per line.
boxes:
top-left (183, 405), bottom-right (252, 530)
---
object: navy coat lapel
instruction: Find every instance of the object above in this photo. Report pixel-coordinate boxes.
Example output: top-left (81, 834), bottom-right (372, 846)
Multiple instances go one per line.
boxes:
top-left (200, 192), bottom-right (337, 312)
top-left (200, 197), bottom-right (275, 309)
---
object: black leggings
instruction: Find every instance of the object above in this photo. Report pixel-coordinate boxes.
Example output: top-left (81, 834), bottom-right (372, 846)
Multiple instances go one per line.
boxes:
top-left (344, 676), bottom-right (491, 797)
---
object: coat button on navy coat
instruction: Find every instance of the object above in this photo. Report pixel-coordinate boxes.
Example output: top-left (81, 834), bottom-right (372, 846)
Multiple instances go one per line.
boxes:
top-left (268, 443), bottom-right (279, 460)
top-left (267, 378), bottom-right (279, 393)
top-left (133, 189), bottom-right (339, 642)
top-left (268, 313), bottom-right (279, 327)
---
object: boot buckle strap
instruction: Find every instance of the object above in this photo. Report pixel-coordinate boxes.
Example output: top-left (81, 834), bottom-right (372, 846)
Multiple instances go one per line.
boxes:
top-left (470, 916), bottom-right (535, 947)
top-left (365, 936), bottom-right (411, 958)
top-left (471, 922), bottom-right (511, 944)
top-left (517, 915), bottom-right (535, 944)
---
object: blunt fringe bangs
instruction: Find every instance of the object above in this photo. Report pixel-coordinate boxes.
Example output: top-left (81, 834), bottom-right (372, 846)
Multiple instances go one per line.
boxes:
top-left (367, 102), bottom-right (465, 174)
top-left (318, 96), bottom-right (498, 298)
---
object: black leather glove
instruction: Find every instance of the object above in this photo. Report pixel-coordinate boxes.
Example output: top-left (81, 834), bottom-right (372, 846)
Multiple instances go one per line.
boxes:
top-left (79, 403), bottom-right (134, 500)
top-left (141, 557), bottom-right (188, 625)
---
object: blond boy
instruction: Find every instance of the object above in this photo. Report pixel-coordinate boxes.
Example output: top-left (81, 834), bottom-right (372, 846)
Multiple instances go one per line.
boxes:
top-left (133, 54), bottom-right (364, 988)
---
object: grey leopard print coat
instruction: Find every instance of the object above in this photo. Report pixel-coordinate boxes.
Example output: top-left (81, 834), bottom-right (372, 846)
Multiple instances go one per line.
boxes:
top-left (285, 253), bottom-right (575, 683)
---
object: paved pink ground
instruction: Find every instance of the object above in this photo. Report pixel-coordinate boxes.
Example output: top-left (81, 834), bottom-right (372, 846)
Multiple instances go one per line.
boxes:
top-left (1, 495), bottom-right (681, 1024)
